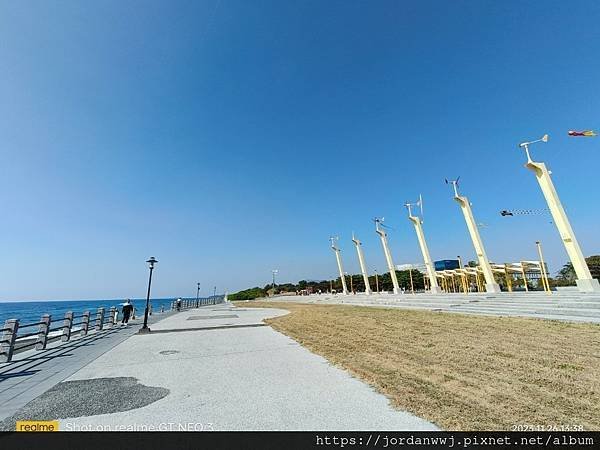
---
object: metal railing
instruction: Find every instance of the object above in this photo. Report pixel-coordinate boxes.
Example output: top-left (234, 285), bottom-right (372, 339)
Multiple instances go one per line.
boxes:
top-left (0, 306), bottom-right (123, 363)
top-left (0, 302), bottom-right (157, 363)
top-left (1, 297), bottom-right (226, 363)
top-left (170, 295), bottom-right (226, 311)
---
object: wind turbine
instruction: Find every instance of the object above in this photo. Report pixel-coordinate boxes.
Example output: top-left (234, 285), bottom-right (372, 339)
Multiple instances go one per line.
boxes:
top-left (373, 218), bottom-right (400, 294)
top-left (329, 236), bottom-right (348, 295)
top-left (445, 177), bottom-right (500, 293)
top-left (518, 134), bottom-right (599, 292)
top-left (351, 232), bottom-right (372, 295)
top-left (404, 195), bottom-right (441, 294)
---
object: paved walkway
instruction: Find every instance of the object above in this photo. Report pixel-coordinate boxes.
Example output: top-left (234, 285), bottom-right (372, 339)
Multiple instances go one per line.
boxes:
top-left (3, 304), bottom-right (438, 431)
top-left (0, 309), bottom-right (177, 424)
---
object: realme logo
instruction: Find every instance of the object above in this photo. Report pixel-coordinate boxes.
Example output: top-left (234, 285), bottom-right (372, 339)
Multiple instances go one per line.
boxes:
top-left (16, 420), bottom-right (59, 431)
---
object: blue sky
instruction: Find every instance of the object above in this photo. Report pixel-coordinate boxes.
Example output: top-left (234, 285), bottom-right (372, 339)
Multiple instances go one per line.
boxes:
top-left (1, 1), bottom-right (600, 301)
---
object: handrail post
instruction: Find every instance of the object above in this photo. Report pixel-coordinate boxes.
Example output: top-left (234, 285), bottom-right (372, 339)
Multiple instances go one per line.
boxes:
top-left (81, 311), bottom-right (90, 336)
top-left (62, 312), bottom-right (74, 342)
top-left (109, 307), bottom-right (116, 327)
top-left (35, 314), bottom-right (52, 350)
top-left (95, 307), bottom-right (105, 331)
top-left (0, 319), bottom-right (19, 363)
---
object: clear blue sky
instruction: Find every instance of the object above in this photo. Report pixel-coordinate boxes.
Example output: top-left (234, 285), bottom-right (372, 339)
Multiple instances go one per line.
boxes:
top-left (1, 1), bottom-right (599, 301)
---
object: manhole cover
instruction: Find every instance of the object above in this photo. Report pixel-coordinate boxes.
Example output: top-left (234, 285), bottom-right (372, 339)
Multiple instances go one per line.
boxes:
top-left (159, 350), bottom-right (180, 355)
top-left (187, 314), bottom-right (239, 320)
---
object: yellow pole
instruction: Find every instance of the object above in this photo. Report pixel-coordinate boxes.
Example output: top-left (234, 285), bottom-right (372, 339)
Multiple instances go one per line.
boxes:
top-left (456, 258), bottom-right (465, 293)
top-left (409, 267), bottom-right (415, 294)
top-left (520, 262), bottom-right (529, 292)
top-left (504, 264), bottom-right (512, 292)
top-left (536, 241), bottom-right (551, 294)
top-left (477, 271), bottom-right (484, 292)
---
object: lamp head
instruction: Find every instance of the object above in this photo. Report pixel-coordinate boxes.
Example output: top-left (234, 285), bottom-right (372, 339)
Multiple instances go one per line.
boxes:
top-left (146, 256), bottom-right (158, 268)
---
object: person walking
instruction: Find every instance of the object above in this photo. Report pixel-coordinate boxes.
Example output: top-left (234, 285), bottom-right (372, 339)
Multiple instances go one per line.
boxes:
top-left (121, 299), bottom-right (134, 325)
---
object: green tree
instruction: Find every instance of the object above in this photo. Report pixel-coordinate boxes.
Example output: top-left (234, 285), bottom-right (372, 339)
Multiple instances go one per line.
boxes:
top-left (228, 287), bottom-right (266, 301)
top-left (396, 270), bottom-right (425, 291)
top-left (555, 255), bottom-right (600, 286)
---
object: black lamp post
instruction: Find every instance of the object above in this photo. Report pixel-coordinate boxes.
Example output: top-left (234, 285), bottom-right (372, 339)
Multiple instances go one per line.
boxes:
top-left (140, 257), bottom-right (158, 333)
top-left (196, 282), bottom-right (201, 307)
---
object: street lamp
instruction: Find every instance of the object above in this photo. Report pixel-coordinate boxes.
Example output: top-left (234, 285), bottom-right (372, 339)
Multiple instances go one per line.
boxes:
top-left (140, 257), bottom-right (158, 334)
top-left (213, 286), bottom-right (216, 298)
top-left (272, 269), bottom-right (278, 295)
top-left (408, 264), bottom-right (415, 294)
top-left (196, 282), bottom-right (201, 307)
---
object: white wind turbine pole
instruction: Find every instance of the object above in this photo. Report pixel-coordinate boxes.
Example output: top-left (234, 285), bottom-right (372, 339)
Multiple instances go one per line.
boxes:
top-left (352, 233), bottom-right (372, 295)
top-left (405, 195), bottom-right (441, 294)
top-left (330, 236), bottom-right (349, 295)
top-left (519, 134), bottom-right (599, 292)
top-left (446, 178), bottom-right (501, 293)
top-left (374, 218), bottom-right (401, 294)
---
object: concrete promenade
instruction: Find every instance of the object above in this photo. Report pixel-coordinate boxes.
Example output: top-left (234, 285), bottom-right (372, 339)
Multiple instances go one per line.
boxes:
top-left (1, 304), bottom-right (438, 431)
top-left (266, 290), bottom-right (600, 323)
top-left (0, 309), bottom-right (176, 426)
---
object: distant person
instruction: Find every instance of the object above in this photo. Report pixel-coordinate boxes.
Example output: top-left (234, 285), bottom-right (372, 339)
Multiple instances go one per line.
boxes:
top-left (176, 298), bottom-right (182, 311)
top-left (121, 299), bottom-right (134, 325)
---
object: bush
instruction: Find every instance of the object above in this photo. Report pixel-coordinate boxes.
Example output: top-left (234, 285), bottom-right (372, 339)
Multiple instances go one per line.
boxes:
top-left (228, 287), bottom-right (266, 301)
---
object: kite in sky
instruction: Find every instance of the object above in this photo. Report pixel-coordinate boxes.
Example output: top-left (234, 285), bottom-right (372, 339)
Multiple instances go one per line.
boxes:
top-left (568, 130), bottom-right (597, 137)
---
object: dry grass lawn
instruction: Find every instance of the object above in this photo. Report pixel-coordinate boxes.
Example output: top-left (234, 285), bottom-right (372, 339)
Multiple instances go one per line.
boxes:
top-left (235, 301), bottom-right (600, 431)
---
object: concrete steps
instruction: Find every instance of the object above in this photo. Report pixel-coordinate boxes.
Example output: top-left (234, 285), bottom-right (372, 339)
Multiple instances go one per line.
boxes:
top-left (275, 291), bottom-right (600, 323)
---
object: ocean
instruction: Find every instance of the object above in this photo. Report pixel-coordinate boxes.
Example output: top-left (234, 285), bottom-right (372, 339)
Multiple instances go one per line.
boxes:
top-left (0, 298), bottom-right (183, 332)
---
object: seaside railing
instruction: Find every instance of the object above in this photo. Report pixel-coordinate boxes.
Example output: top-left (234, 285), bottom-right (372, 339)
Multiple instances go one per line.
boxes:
top-left (170, 295), bottom-right (226, 311)
top-left (0, 306), bottom-right (122, 363)
top-left (0, 296), bottom-right (227, 363)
